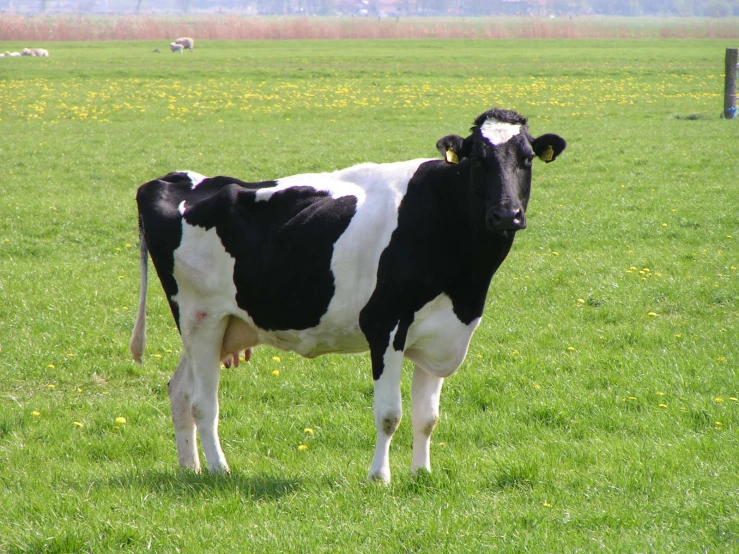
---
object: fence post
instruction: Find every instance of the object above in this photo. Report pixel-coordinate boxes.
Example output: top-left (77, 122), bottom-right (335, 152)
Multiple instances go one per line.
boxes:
top-left (724, 48), bottom-right (738, 119)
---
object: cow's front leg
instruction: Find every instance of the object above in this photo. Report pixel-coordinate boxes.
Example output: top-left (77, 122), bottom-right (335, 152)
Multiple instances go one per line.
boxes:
top-left (368, 343), bottom-right (404, 484)
top-left (168, 353), bottom-right (200, 471)
top-left (411, 365), bottom-right (444, 474)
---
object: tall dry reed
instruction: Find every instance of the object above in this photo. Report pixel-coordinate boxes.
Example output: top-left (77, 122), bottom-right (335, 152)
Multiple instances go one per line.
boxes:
top-left (1, 15), bottom-right (738, 41)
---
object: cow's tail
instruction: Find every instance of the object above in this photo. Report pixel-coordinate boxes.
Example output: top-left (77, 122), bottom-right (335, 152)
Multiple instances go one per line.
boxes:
top-left (129, 218), bottom-right (148, 364)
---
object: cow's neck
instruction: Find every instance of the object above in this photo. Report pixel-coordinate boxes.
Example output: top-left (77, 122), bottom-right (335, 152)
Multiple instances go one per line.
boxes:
top-left (432, 162), bottom-right (517, 324)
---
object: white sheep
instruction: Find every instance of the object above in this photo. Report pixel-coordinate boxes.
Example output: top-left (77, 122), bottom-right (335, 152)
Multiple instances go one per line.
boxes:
top-left (173, 37), bottom-right (194, 52)
top-left (21, 48), bottom-right (49, 57)
top-left (170, 43), bottom-right (184, 53)
top-left (4, 51), bottom-right (22, 57)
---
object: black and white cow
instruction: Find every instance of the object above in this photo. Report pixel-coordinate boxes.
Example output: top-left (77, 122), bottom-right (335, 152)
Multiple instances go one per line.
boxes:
top-left (130, 108), bottom-right (565, 482)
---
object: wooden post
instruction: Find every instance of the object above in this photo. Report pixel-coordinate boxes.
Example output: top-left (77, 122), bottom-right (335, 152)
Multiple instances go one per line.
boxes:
top-left (724, 48), bottom-right (738, 119)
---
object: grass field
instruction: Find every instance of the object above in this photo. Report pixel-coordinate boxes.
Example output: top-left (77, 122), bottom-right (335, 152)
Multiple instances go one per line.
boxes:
top-left (0, 39), bottom-right (737, 552)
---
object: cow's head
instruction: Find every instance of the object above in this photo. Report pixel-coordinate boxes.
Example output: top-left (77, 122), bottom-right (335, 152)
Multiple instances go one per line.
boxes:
top-left (437, 108), bottom-right (566, 233)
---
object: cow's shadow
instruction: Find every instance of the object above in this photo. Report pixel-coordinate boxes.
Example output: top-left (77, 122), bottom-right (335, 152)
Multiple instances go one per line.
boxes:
top-left (107, 468), bottom-right (301, 501)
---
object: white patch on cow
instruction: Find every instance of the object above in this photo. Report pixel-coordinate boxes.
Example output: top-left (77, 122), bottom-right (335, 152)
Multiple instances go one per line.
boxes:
top-left (172, 222), bottom-right (239, 322)
top-left (178, 171), bottom-right (206, 189)
top-left (480, 120), bottom-right (521, 146)
top-left (404, 293), bottom-right (481, 378)
top-left (178, 200), bottom-right (187, 215)
top-left (255, 172), bottom-right (358, 203)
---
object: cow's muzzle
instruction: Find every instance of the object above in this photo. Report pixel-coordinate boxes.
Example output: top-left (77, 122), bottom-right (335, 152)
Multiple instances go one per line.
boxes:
top-left (488, 207), bottom-right (526, 231)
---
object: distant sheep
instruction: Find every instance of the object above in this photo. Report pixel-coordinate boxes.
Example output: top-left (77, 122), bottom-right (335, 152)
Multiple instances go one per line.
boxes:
top-left (170, 43), bottom-right (184, 53)
top-left (173, 37), bottom-right (194, 52)
top-left (3, 51), bottom-right (22, 57)
top-left (21, 48), bottom-right (49, 57)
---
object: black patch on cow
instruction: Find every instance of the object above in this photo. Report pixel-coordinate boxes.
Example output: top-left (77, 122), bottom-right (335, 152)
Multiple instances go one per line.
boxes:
top-left (182, 185), bottom-right (357, 331)
top-left (360, 159), bottom-right (515, 380)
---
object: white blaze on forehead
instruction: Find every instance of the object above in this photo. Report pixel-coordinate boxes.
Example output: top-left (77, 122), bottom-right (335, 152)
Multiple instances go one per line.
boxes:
top-left (479, 119), bottom-right (522, 146)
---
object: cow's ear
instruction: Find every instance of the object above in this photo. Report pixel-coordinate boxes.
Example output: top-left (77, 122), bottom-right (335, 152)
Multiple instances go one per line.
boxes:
top-left (532, 133), bottom-right (567, 163)
top-left (436, 134), bottom-right (471, 164)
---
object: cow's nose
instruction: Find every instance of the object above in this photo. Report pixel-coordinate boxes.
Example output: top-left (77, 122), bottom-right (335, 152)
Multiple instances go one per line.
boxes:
top-left (489, 207), bottom-right (526, 231)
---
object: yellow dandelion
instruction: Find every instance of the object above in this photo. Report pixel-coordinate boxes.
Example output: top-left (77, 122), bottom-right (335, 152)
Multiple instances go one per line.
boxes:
top-left (577, 298), bottom-right (585, 304)
top-left (713, 397), bottom-right (723, 403)
top-left (77, 388), bottom-right (83, 393)
top-left (31, 411), bottom-right (41, 417)
top-left (298, 444), bottom-right (308, 451)
top-left (272, 370), bottom-right (280, 376)
top-left (73, 421), bottom-right (84, 428)
top-left (543, 502), bottom-right (553, 508)
top-left (47, 364), bottom-right (55, 369)
top-left (272, 356), bottom-right (281, 362)
top-left (729, 397), bottom-right (737, 402)
top-left (567, 346), bottom-right (575, 351)
top-left (648, 312), bottom-right (657, 317)
top-left (511, 350), bottom-right (520, 356)
top-left (47, 384), bottom-right (55, 389)
top-left (658, 404), bottom-right (667, 409)
top-left (115, 417), bottom-right (127, 424)
top-left (304, 428), bottom-right (315, 435)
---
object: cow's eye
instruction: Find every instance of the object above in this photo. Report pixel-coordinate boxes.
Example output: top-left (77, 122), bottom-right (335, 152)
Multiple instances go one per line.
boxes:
top-left (522, 154), bottom-right (535, 167)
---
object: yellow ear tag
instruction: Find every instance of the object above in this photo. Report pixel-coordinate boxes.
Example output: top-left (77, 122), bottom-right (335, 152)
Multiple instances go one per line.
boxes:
top-left (445, 149), bottom-right (459, 164)
top-left (538, 144), bottom-right (554, 162)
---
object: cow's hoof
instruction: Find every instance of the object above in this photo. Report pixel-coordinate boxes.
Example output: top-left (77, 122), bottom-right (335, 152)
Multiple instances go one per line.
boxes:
top-left (411, 466), bottom-right (432, 478)
top-left (206, 464), bottom-right (231, 475)
top-left (367, 471), bottom-right (391, 485)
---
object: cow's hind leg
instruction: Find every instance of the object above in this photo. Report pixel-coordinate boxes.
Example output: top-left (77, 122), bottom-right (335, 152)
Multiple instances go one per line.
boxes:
top-left (183, 314), bottom-right (230, 473)
top-left (411, 365), bottom-right (444, 474)
top-left (168, 353), bottom-right (200, 471)
top-left (368, 343), bottom-right (404, 484)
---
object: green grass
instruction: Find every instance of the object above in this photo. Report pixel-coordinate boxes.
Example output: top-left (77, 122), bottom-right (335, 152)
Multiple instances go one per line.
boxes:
top-left (0, 39), bottom-right (737, 552)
